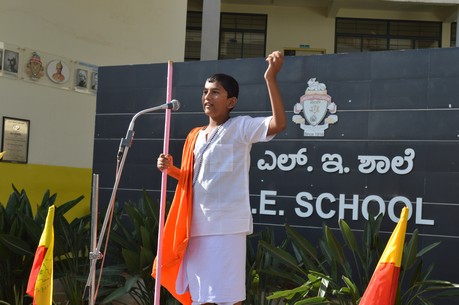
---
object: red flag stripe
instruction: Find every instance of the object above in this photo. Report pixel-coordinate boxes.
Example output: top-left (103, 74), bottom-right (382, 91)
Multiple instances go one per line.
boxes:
top-left (26, 205), bottom-right (55, 305)
top-left (26, 246), bottom-right (48, 296)
top-left (359, 262), bottom-right (401, 305)
top-left (359, 207), bottom-right (408, 305)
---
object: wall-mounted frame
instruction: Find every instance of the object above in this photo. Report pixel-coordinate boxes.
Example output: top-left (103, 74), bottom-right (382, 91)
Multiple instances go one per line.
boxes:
top-left (90, 71), bottom-right (98, 91)
top-left (3, 49), bottom-right (19, 76)
top-left (0, 47), bottom-right (3, 72)
top-left (47, 59), bottom-right (70, 84)
top-left (76, 68), bottom-right (88, 89)
top-left (1, 117), bottom-right (30, 163)
top-left (0, 41), bottom-right (98, 95)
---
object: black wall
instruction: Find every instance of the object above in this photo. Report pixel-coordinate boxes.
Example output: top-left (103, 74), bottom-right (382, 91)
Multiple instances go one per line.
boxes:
top-left (94, 48), bottom-right (459, 290)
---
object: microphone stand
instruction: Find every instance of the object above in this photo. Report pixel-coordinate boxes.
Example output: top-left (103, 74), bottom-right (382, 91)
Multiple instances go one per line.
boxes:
top-left (85, 173), bottom-right (99, 305)
top-left (84, 102), bottom-right (176, 304)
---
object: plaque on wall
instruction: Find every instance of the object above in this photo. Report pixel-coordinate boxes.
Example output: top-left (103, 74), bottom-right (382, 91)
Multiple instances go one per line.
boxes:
top-left (1, 117), bottom-right (30, 163)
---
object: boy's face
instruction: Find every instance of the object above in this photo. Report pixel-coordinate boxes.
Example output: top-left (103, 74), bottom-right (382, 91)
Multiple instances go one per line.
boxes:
top-left (202, 81), bottom-right (237, 118)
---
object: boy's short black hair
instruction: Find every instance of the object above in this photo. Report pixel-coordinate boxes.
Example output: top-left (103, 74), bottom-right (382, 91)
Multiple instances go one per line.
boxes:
top-left (206, 73), bottom-right (239, 99)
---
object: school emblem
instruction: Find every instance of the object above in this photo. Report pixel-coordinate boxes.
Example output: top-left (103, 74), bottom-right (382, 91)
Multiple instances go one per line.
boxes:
top-left (292, 78), bottom-right (338, 137)
top-left (25, 52), bottom-right (45, 80)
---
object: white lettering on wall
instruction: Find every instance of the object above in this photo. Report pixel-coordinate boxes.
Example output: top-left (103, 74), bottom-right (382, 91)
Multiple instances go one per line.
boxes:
top-left (322, 154), bottom-right (350, 174)
top-left (254, 148), bottom-right (436, 226)
top-left (316, 193), bottom-right (336, 219)
top-left (256, 190), bottom-right (435, 226)
top-left (358, 148), bottom-right (415, 175)
top-left (295, 192), bottom-right (314, 217)
top-left (257, 148), bottom-right (308, 171)
top-left (257, 148), bottom-right (415, 175)
top-left (259, 190), bottom-right (279, 215)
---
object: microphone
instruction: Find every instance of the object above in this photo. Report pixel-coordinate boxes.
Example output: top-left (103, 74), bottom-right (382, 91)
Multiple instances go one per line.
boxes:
top-left (166, 99), bottom-right (181, 111)
top-left (144, 99), bottom-right (180, 111)
top-left (137, 99), bottom-right (180, 114)
top-left (117, 99), bottom-right (181, 160)
top-left (129, 99), bottom-right (180, 130)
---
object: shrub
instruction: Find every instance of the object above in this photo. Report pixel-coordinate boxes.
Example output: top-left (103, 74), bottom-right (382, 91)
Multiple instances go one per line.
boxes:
top-left (255, 214), bottom-right (459, 305)
top-left (0, 185), bottom-right (86, 305)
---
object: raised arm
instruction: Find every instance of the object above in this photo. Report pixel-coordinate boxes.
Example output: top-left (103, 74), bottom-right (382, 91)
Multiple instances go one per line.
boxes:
top-left (265, 51), bottom-right (287, 137)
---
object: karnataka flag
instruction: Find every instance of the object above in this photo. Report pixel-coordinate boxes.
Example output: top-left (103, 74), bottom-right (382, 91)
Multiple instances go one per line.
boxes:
top-left (359, 207), bottom-right (408, 305)
top-left (26, 205), bottom-right (55, 305)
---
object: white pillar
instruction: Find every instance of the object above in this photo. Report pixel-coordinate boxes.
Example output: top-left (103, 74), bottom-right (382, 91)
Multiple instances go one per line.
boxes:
top-left (201, 0), bottom-right (221, 61)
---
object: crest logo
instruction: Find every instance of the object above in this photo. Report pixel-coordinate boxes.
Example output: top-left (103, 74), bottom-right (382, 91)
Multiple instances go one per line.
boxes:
top-left (292, 78), bottom-right (338, 136)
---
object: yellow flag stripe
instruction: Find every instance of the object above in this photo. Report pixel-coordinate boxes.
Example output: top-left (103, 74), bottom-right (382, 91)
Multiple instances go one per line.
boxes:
top-left (378, 207), bottom-right (408, 267)
top-left (35, 206), bottom-right (55, 305)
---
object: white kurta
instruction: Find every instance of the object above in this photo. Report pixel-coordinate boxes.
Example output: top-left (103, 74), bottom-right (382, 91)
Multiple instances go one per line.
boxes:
top-left (176, 115), bottom-right (275, 304)
top-left (190, 115), bottom-right (274, 237)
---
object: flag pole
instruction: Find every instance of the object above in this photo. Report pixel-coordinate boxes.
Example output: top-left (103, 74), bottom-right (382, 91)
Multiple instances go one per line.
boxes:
top-left (154, 60), bottom-right (174, 305)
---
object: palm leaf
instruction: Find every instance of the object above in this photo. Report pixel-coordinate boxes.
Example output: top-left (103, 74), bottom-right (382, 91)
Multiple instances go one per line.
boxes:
top-left (416, 241), bottom-right (441, 257)
top-left (0, 234), bottom-right (33, 256)
top-left (259, 240), bottom-right (308, 276)
top-left (294, 296), bottom-right (328, 305)
top-left (324, 226), bottom-right (346, 269)
top-left (339, 219), bottom-right (363, 261)
top-left (267, 283), bottom-right (312, 300)
top-left (403, 229), bottom-right (419, 270)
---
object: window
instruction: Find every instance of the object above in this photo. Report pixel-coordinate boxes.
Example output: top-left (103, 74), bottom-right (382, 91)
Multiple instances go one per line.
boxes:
top-left (219, 13), bottom-right (267, 59)
top-left (185, 11), bottom-right (202, 61)
top-left (335, 18), bottom-right (441, 53)
top-left (184, 11), bottom-right (267, 61)
top-left (451, 22), bottom-right (457, 47)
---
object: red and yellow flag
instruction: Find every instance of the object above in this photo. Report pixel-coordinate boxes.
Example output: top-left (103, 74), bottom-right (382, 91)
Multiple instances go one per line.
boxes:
top-left (359, 206), bottom-right (408, 305)
top-left (26, 205), bottom-right (55, 305)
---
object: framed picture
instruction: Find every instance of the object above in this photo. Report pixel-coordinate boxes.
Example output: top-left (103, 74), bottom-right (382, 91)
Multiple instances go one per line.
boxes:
top-left (3, 49), bottom-right (19, 75)
top-left (47, 60), bottom-right (70, 84)
top-left (0, 49), bottom-right (3, 71)
top-left (90, 71), bottom-right (98, 90)
top-left (76, 68), bottom-right (88, 88)
top-left (1, 117), bottom-right (30, 163)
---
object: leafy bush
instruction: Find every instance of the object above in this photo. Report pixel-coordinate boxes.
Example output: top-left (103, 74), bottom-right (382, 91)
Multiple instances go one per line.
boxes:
top-left (105, 191), bottom-right (178, 305)
top-left (3, 187), bottom-right (457, 305)
top-left (0, 187), bottom-right (178, 305)
top-left (0, 185), bottom-right (86, 305)
top-left (255, 214), bottom-right (459, 305)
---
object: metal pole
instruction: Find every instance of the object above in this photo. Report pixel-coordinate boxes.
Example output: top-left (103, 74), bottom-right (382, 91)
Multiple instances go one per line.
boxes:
top-left (83, 125), bottom-right (134, 302)
top-left (88, 174), bottom-right (99, 305)
top-left (154, 60), bottom-right (174, 305)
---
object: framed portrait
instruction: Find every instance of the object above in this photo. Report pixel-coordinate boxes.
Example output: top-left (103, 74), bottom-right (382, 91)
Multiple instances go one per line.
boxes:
top-left (1, 117), bottom-right (30, 163)
top-left (76, 68), bottom-right (88, 88)
top-left (47, 60), bottom-right (70, 84)
top-left (90, 71), bottom-right (98, 91)
top-left (3, 49), bottom-right (19, 75)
